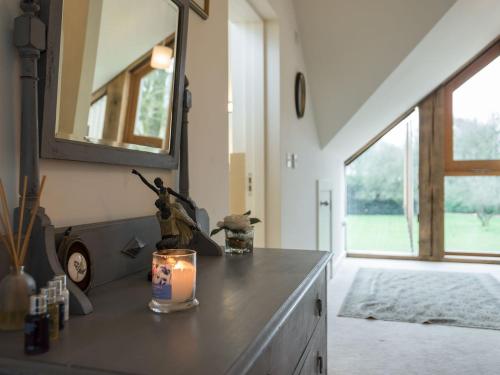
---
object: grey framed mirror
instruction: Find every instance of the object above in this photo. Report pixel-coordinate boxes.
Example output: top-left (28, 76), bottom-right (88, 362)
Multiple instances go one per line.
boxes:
top-left (38, 0), bottom-right (189, 169)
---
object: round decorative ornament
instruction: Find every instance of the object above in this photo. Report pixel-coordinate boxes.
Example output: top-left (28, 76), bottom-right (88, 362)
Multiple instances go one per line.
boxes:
top-left (57, 228), bottom-right (92, 293)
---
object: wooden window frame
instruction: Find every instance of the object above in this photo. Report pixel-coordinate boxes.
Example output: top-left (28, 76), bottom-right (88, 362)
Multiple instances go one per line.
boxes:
top-left (91, 85), bottom-right (107, 105)
top-left (441, 38), bottom-right (500, 258)
top-left (443, 40), bottom-right (500, 176)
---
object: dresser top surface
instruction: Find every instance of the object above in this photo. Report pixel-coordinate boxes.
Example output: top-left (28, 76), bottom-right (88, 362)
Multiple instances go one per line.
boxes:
top-left (0, 249), bottom-right (330, 375)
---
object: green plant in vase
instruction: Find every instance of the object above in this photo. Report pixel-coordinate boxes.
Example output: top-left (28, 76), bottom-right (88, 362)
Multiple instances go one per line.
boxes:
top-left (211, 211), bottom-right (261, 254)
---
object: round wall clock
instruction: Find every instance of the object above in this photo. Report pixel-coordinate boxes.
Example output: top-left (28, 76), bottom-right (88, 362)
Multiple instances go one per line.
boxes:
top-left (57, 229), bottom-right (92, 293)
top-left (295, 72), bottom-right (306, 118)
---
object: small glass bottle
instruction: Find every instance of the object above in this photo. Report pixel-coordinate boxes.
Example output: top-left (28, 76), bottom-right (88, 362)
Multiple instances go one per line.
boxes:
top-left (48, 280), bottom-right (65, 331)
top-left (40, 287), bottom-right (59, 341)
top-left (24, 294), bottom-right (50, 355)
top-left (53, 275), bottom-right (69, 321)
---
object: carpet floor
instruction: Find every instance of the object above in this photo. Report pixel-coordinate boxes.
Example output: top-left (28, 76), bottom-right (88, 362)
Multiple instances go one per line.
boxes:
top-left (338, 268), bottom-right (500, 330)
top-left (328, 258), bottom-right (500, 375)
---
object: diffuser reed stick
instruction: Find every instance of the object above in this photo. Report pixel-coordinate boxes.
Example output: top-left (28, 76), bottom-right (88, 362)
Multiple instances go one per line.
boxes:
top-left (16, 176), bottom-right (28, 260)
top-left (0, 176), bottom-right (46, 272)
top-left (0, 233), bottom-right (17, 271)
top-left (0, 181), bottom-right (17, 265)
top-left (19, 176), bottom-right (46, 266)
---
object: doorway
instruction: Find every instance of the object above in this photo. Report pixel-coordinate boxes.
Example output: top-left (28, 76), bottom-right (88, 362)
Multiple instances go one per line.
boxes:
top-left (228, 0), bottom-right (266, 246)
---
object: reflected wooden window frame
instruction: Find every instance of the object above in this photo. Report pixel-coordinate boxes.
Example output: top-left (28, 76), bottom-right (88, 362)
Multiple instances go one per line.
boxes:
top-left (89, 35), bottom-right (175, 151)
top-left (443, 40), bottom-right (500, 176)
top-left (124, 61), bottom-right (170, 149)
top-left (124, 36), bottom-right (175, 150)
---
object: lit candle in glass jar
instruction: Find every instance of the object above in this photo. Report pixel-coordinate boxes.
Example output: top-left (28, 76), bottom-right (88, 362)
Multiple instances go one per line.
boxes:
top-left (171, 260), bottom-right (196, 302)
top-left (149, 249), bottom-right (199, 313)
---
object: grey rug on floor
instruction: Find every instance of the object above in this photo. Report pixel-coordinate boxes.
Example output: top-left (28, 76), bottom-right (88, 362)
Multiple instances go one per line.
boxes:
top-left (338, 268), bottom-right (500, 330)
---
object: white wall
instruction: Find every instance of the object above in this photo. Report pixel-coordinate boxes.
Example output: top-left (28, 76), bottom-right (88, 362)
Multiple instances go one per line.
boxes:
top-left (247, 0), bottom-right (336, 254)
top-left (0, 0), bottom-right (20, 229)
top-left (264, 0), bottom-right (328, 251)
top-left (263, 19), bottom-right (281, 248)
top-left (0, 0), bottom-right (21, 276)
top-left (228, 15), bottom-right (266, 246)
top-left (185, 0), bottom-right (229, 240)
top-left (0, 1), bottom-right (228, 235)
top-left (294, 0), bottom-right (457, 147)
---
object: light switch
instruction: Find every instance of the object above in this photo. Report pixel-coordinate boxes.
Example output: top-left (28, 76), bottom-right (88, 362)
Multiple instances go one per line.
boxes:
top-left (286, 153), bottom-right (298, 169)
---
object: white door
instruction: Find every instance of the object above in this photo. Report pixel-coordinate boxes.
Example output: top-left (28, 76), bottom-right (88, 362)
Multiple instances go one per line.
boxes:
top-left (318, 191), bottom-right (332, 251)
top-left (317, 180), bottom-right (334, 252)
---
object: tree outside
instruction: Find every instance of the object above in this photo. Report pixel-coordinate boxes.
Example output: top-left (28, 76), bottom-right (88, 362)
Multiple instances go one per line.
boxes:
top-left (447, 114), bottom-right (500, 227)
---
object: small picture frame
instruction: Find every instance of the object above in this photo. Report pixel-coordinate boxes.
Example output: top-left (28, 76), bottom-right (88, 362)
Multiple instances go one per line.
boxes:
top-left (190, 0), bottom-right (210, 20)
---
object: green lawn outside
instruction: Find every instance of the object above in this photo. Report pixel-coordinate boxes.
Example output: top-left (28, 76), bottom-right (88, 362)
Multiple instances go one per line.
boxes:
top-left (346, 213), bottom-right (500, 254)
top-left (346, 215), bottom-right (417, 253)
top-left (444, 213), bottom-right (500, 252)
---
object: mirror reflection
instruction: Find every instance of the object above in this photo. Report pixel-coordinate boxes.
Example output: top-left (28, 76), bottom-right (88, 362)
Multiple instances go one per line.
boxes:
top-left (55, 0), bottom-right (179, 153)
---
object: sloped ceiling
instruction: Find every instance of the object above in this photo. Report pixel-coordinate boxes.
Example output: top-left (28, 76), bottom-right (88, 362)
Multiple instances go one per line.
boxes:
top-left (293, 0), bottom-right (457, 147)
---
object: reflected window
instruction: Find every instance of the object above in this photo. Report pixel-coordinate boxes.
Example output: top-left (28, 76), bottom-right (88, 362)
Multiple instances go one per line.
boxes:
top-left (55, 0), bottom-right (179, 154)
top-left (124, 55), bottom-right (175, 149)
top-left (134, 68), bottom-right (173, 139)
top-left (345, 109), bottom-right (419, 254)
top-left (87, 95), bottom-right (107, 140)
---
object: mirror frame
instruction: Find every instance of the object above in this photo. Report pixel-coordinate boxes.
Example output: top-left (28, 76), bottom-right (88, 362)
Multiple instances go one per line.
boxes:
top-left (38, 0), bottom-right (189, 169)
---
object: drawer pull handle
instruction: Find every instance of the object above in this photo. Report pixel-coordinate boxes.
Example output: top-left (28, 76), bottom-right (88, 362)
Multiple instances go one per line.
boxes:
top-left (316, 354), bottom-right (323, 374)
top-left (316, 298), bottom-right (323, 317)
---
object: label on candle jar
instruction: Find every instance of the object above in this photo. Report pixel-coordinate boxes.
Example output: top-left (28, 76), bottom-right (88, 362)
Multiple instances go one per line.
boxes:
top-left (152, 264), bottom-right (173, 300)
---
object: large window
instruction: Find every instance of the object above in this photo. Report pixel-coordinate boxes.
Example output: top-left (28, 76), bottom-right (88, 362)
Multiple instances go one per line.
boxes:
top-left (443, 40), bottom-right (500, 255)
top-left (344, 39), bottom-right (499, 261)
top-left (345, 110), bottom-right (419, 255)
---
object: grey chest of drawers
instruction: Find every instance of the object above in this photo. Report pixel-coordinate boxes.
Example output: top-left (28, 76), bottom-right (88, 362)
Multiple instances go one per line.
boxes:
top-left (0, 249), bottom-right (331, 375)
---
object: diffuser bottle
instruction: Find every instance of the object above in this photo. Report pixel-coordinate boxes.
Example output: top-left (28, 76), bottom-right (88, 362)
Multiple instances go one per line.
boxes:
top-left (0, 266), bottom-right (36, 331)
top-left (24, 294), bottom-right (50, 355)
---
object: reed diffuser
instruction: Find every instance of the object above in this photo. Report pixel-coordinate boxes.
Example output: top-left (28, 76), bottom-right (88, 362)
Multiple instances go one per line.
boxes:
top-left (0, 176), bottom-right (46, 331)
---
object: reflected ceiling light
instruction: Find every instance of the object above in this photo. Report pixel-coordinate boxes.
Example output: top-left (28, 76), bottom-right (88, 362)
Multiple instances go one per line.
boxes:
top-left (151, 45), bottom-right (173, 70)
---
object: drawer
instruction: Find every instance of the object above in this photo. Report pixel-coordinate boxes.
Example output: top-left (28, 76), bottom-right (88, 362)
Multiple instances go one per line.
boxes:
top-left (295, 316), bottom-right (327, 375)
top-left (269, 269), bottom-right (326, 375)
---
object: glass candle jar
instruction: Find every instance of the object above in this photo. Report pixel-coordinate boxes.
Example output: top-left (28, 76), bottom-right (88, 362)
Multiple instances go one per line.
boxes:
top-left (149, 249), bottom-right (199, 313)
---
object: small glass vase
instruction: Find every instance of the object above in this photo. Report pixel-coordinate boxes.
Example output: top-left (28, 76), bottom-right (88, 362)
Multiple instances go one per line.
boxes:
top-left (225, 228), bottom-right (254, 254)
top-left (0, 266), bottom-right (36, 331)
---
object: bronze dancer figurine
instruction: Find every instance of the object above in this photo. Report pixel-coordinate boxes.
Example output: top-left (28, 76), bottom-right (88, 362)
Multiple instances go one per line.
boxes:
top-left (132, 169), bottom-right (198, 250)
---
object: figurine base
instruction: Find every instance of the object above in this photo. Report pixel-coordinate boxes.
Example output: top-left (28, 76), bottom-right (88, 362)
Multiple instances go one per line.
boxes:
top-left (148, 298), bottom-right (199, 314)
